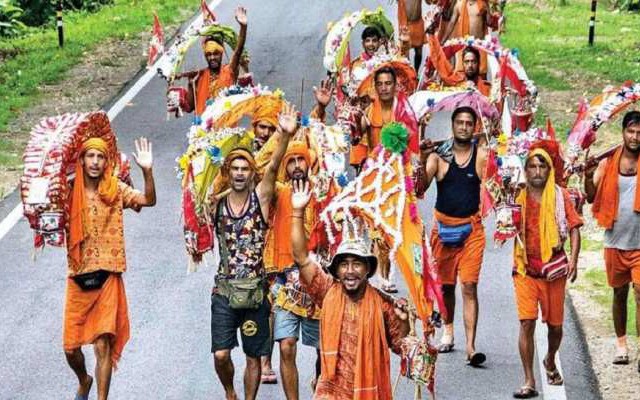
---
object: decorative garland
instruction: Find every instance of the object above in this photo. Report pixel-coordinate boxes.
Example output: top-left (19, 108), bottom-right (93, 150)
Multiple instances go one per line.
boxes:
top-left (323, 7), bottom-right (394, 73)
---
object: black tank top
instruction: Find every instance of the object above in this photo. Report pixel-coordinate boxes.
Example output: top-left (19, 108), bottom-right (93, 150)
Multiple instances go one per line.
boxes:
top-left (435, 145), bottom-right (481, 218)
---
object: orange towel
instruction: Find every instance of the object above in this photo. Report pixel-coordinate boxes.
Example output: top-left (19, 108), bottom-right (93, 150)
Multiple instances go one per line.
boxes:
top-left (320, 284), bottom-right (392, 400)
top-left (63, 274), bottom-right (130, 368)
top-left (592, 147), bottom-right (640, 229)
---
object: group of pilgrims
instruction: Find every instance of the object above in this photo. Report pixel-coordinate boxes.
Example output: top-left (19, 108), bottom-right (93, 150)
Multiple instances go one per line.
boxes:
top-left (18, 1), bottom-right (640, 399)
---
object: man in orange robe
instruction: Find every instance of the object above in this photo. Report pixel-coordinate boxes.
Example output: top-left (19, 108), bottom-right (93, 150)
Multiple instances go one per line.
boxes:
top-left (64, 137), bottom-right (156, 400)
top-left (585, 111), bottom-right (640, 370)
top-left (426, 34), bottom-right (491, 96)
top-left (416, 106), bottom-right (488, 365)
top-left (183, 6), bottom-right (248, 116)
top-left (511, 142), bottom-right (582, 398)
top-left (397, 0), bottom-right (425, 71)
top-left (290, 181), bottom-right (410, 399)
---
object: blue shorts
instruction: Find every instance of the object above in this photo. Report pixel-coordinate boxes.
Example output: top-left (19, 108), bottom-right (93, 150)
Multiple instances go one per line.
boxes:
top-left (273, 306), bottom-right (320, 348)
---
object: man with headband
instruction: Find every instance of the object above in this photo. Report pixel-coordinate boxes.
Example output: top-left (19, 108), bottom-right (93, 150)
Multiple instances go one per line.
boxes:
top-left (209, 103), bottom-right (297, 400)
top-left (183, 6), bottom-right (248, 116)
top-left (64, 137), bottom-right (156, 400)
top-left (512, 140), bottom-right (582, 398)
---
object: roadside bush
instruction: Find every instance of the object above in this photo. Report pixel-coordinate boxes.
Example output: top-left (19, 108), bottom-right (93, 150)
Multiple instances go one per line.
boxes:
top-left (17, 0), bottom-right (114, 27)
top-left (0, 0), bottom-right (27, 38)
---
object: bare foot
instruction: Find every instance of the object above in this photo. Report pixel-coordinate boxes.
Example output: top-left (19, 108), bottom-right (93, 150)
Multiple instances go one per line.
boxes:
top-left (78, 375), bottom-right (93, 396)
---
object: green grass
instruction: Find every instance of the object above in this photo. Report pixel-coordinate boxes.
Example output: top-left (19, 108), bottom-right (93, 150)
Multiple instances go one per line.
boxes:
top-left (502, 0), bottom-right (640, 92)
top-left (579, 268), bottom-right (638, 334)
top-left (0, 0), bottom-right (196, 134)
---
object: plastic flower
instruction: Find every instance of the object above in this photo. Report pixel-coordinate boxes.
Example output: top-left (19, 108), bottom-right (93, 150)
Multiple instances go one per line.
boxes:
top-left (380, 122), bottom-right (408, 154)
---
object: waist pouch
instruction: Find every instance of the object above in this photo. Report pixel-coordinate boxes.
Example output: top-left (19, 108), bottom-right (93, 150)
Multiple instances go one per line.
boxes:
top-left (528, 253), bottom-right (569, 282)
top-left (217, 277), bottom-right (265, 310)
top-left (72, 270), bottom-right (112, 291)
top-left (437, 221), bottom-right (472, 247)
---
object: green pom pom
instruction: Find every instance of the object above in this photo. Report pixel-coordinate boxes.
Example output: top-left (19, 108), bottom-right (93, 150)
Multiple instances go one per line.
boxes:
top-left (381, 122), bottom-right (408, 154)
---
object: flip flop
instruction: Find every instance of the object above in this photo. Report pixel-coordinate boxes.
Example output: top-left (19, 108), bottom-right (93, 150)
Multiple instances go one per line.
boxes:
top-left (261, 371), bottom-right (278, 384)
top-left (543, 358), bottom-right (564, 386)
top-left (438, 342), bottom-right (454, 353)
top-left (513, 385), bottom-right (539, 399)
top-left (467, 352), bottom-right (486, 367)
top-left (73, 375), bottom-right (93, 400)
top-left (613, 354), bottom-right (630, 365)
top-left (382, 282), bottom-right (398, 294)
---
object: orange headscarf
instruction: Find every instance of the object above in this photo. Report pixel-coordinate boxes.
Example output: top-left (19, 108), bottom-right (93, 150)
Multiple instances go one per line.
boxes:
top-left (320, 284), bottom-right (392, 399)
top-left (212, 147), bottom-right (258, 195)
top-left (68, 138), bottom-right (118, 271)
top-left (592, 147), bottom-right (640, 229)
top-left (252, 98), bottom-right (281, 128)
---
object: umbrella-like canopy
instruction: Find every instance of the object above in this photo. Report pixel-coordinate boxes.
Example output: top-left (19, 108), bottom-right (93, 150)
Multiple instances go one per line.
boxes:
top-left (430, 89), bottom-right (500, 120)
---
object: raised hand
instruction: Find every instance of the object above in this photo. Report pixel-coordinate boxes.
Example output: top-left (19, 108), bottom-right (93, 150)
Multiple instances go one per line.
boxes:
top-left (278, 102), bottom-right (299, 136)
top-left (132, 137), bottom-right (153, 171)
top-left (313, 79), bottom-right (334, 108)
top-left (291, 179), bottom-right (311, 211)
top-left (235, 6), bottom-right (247, 26)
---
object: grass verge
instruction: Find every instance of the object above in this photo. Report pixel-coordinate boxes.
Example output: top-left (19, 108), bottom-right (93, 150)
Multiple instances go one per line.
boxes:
top-left (501, 0), bottom-right (640, 91)
top-left (577, 268), bottom-right (638, 334)
top-left (0, 0), bottom-right (196, 149)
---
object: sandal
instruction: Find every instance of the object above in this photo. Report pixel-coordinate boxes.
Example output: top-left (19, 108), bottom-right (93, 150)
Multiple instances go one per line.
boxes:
top-left (612, 347), bottom-right (629, 365)
top-left (543, 358), bottom-right (564, 386)
top-left (261, 370), bottom-right (278, 384)
top-left (467, 352), bottom-right (487, 367)
top-left (438, 342), bottom-right (454, 353)
top-left (513, 385), bottom-right (538, 399)
top-left (382, 281), bottom-right (398, 294)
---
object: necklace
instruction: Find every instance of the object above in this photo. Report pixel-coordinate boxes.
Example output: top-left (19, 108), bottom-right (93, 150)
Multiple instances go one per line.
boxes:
top-left (227, 193), bottom-right (250, 218)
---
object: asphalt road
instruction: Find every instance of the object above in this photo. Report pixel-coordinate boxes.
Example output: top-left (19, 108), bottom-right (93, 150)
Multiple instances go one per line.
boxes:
top-left (0, 1), bottom-right (601, 399)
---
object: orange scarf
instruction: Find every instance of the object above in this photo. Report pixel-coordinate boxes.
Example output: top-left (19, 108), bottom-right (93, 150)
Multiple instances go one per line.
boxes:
top-left (320, 284), bottom-right (392, 400)
top-left (368, 99), bottom-right (395, 151)
top-left (592, 147), bottom-right (640, 229)
top-left (195, 65), bottom-right (235, 115)
top-left (68, 138), bottom-right (118, 271)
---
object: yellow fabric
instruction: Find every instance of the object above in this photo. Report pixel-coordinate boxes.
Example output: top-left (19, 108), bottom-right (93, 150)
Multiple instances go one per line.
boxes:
top-left (514, 148), bottom-right (559, 275)
top-left (203, 40), bottom-right (224, 54)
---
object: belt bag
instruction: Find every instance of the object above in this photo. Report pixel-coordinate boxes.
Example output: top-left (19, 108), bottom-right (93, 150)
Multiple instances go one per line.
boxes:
top-left (437, 221), bottom-right (472, 247)
top-left (539, 254), bottom-right (569, 282)
top-left (220, 277), bottom-right (265, 310)
top-left (72, 270), bottom-right (111, 291)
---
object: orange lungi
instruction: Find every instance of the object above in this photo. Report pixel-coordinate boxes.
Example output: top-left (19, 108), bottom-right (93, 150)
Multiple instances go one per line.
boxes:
top-left (604, 248), bottom-right (640, 288)
top-left (63, 274), bottom-right (130, 366)
top-left (407, 19), bottom-right (426, 48)
top-left (430, 210), bottom-right (485, 285)
top-left (513, 274), bottom-right (566, 326)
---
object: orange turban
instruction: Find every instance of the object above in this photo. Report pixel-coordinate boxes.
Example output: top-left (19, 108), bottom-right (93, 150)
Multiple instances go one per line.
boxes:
top-left (212, 147), bottom-right (259, 195)
top-left (277, 141), bottom-right (312, 183)
top-left (252, 99), bottom-right (281, 128)
top-left (68, 138), bottom-right (118, 271)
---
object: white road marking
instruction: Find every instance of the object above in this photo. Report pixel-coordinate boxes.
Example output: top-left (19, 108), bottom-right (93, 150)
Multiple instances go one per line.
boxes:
top-left (535, 318), bottom-right (568, 400)
top-left (0, 0), bottom-right (222, 242)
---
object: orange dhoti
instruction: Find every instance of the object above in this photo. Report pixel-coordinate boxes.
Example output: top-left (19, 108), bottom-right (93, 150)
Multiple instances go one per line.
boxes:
top-left (604, 248), bottom-right (640, 288)
top-left (406, 19), bottom-right (426, 48)
top-left (513, 274), bottom-right (566, 326)
top-left (430, 210), bottom-right (485, 285)
top-left (63, 274), bottom-right (130, 366)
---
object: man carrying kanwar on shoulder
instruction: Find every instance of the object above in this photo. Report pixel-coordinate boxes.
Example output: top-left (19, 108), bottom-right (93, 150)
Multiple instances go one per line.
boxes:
top-left (182, 6), bottom-right (248, 116)
top-left (511, 140), bottom-right (583, 399)
top-left (208, 103), bottom-right (297, 400)
top-left (584, 110), bottom-right (640, 373)
top-left (64, 137), bottom-right (156, 400)
top-left (416, 106), bottom-right (488, 366)
top-left (290, 180), bottom-right (411, 399)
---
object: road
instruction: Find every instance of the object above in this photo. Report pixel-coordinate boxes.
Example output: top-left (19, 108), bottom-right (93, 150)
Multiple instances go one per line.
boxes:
top-left (0, 1), bottom-right (601, 399)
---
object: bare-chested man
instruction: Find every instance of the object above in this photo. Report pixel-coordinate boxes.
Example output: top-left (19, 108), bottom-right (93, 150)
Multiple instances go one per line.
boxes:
top-left (397, 0), bottom-right (425, 71)
top-left (442, 0), bottom-right (489, 42)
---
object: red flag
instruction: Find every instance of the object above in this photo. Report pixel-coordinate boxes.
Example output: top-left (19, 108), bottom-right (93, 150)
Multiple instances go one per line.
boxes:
top-left (147, 12), bottom-right (164, 67)
top-left (201, 0), bottom-right (217, 25)
top-left (546, 117), bottom-right (556, 140)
